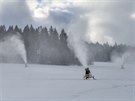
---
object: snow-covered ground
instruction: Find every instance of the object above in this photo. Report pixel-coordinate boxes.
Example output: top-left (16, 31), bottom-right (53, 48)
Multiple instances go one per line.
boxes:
top-left (0, 62), bottom-right (135, 101)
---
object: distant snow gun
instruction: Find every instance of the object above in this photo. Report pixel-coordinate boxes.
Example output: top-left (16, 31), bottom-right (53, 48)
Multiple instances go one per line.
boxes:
top-left (83, 67), bottom-right (95, 80)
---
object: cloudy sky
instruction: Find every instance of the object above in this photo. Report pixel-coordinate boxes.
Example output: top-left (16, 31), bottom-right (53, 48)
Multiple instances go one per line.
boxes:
top-left (0, 0), bottom-right (135, 45)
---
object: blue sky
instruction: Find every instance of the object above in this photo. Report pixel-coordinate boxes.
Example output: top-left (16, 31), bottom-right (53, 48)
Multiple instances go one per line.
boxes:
top-left (0, 0), bottom-right (135, 45)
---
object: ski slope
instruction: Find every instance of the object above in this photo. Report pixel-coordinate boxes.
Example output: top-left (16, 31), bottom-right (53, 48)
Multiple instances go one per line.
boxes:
top-left (0, 62), bottom-right (135, 101)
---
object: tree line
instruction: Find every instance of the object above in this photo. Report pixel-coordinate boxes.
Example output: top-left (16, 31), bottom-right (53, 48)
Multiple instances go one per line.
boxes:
top-left (0, 25), bottom-right (135, 65)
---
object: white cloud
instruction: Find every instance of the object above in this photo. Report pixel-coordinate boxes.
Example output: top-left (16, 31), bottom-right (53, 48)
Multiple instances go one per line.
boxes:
top-left (0, 0), bottom-right (33, 27)
top-left (33, 7), bottom-right (49, 19)
top-left (26, 0), bottom-right (46, 19)
top-left (0, 0), bottom-right (135, 45)
top-left (26, 0), bottom-right (38, 11)
top-left (85, 0), bottom-right (134, 45)
top-left (26, 0), bottom-right (72, 19)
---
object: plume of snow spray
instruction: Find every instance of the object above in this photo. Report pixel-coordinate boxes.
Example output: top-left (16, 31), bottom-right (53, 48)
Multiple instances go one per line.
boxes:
top-left (68, 35), bottom-right (88, 67)
top-left (68, 16), bottom-right (89, 68)
top-left (120, 52), bottom-right (135, 69)
top-left (111, 52), bottom-right (125, 69)
top-left (111, 50), bottom-right (135, 68)
top-left (9, 33), bottom-right (27, 67)
top-left (121, 51), bottom-right (135, 63)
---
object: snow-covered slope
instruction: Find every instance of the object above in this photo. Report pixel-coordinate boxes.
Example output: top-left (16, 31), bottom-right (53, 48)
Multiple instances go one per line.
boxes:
top-left (0, 63), bottom-right (135, 101)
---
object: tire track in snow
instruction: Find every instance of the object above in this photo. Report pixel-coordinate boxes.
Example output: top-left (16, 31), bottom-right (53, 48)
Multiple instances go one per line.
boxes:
top-left (69, 82), bottom-right (135, 101)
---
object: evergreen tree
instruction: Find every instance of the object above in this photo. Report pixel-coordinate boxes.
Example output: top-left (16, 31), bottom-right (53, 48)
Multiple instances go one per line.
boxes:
top-left (0, 25), bottom-right (6, 33)
top-left (60, 29), bottom-right (68, 44)
top-left (0, 25), bottom-right (6, 39)
top-left (14, 25), bottom-right (22, 33)
top-left (23, 25), bottom-right (30, 33)
top-left (7, 26), bottom-right (14, 32)
top-left (1, 24), bottom-right (133, 65)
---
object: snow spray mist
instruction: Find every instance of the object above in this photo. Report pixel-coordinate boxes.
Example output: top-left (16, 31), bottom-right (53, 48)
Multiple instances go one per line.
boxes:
top-left (9, 33), bottom-right (27, 67)
top-left (68, 33), bottom-right (88, 68)
top-left (67, 16), bottom-right (90, 69)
